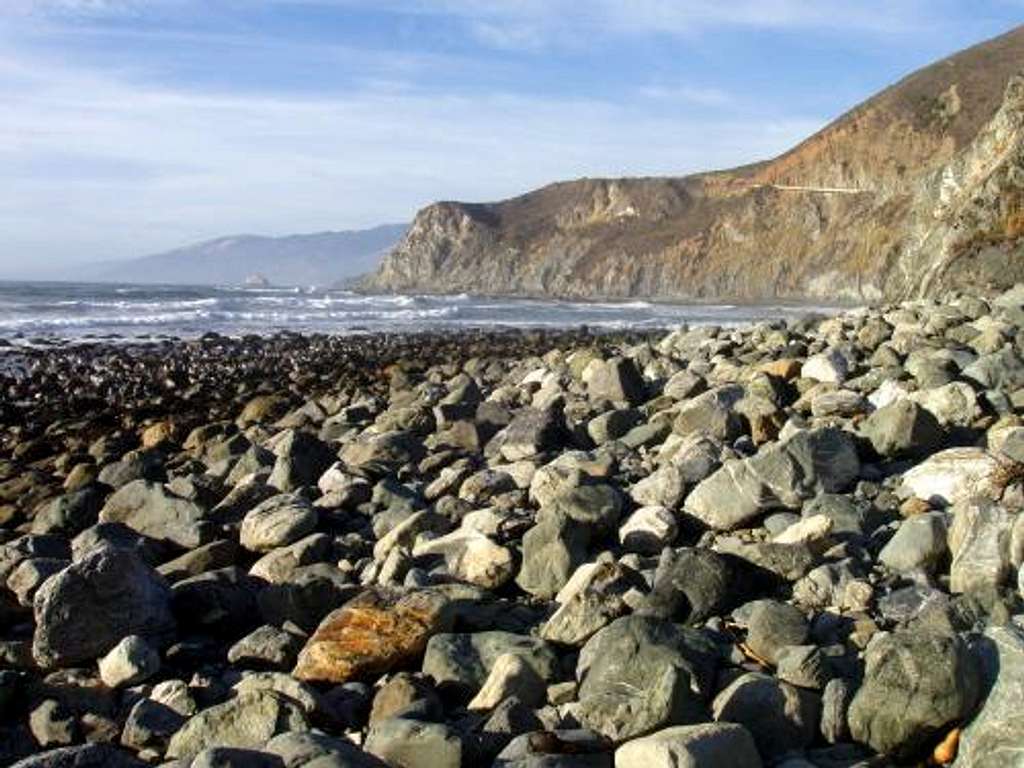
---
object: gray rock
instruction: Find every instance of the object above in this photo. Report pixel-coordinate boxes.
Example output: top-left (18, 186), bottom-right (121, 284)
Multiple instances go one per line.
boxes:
top-left (711, 672), bottom-right (819, 759)
top-left (98, 635), bottom-right (160, 688)
top-left (30, 487), bottom-right (105, 538)
top-left (422, 631), bottom-right (558, 699)
top-left (191, 748), bottom-right (285, 768)
top-left (744, 600), bottom-right (809, 665)
top-left (493, 730), bottom-right (612, 768)
top-left (264, 731), bottom-right (387, 767)
top-left (847, 630), bottom-right (980, 761)
top-left (685, 428), bottom-right (859, 530)
top-left (499, 407), bottom-right (569, 461)
top-left (9, 745), bottom-right (147, 768)
top-left (172, 566), bottom-right (259, 635)
top-left (240, 494), bottom-right (319, 553)
top-left (120, 698), bottom-right (187, 752)
top-left (956, 624), bottom-right (1024, 768)
top-left (227, 625), bottom-right (305, 670)
top-left (268, 430), bottom-right (335, 492)
top-left (541, 560), bottom-right (643, 645)
top-left (673, 386), bottom-right (747, 443)
top-left (98, 479), bottom-right (213, 549)
top-left (775, 645), bottom-right (829, 689)
top-left (948, 499), bottom-right (1015, 594)
top-left (613, 722), bottom-right (761, 768)
top-left (6, 557), bottom-right (68, 607)
top-left (166, 690), bottom-right (309, 762)
top-left (877, 512), bottom-right (949, 574)
top-left (587, 358), bottom-right (646, 406)
top-left (516, 513), bottom-right (591, 600)
top-left (860, 400), bottom-right (943, 459)
top-left (629, 465), bottom-right (687, 509)
top-left (364, 718), bottom-right (462, 768)
top-left (637, 548), bottom-right (746, 624)
top-left (32, 547), bottom-right (175, 669)
top-left (576, 616), bottom-right (717, 742)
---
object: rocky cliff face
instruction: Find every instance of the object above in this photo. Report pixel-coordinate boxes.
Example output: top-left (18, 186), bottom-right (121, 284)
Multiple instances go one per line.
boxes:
top-left (366, 27), bottom-right (1024, 301)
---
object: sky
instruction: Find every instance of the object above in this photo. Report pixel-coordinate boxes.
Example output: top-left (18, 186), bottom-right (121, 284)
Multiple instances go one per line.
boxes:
top-left (1, 1), bottom-right (1023, 276)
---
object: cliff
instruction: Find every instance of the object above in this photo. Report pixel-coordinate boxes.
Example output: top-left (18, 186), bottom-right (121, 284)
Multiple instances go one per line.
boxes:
top-left (366, 26), bottom-right (1024, 301)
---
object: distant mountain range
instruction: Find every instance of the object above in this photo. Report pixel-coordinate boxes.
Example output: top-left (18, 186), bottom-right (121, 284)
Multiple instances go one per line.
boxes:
top-left (87, 224), bottom-right (407, 287)
top-left (366, 25), bottom-right (1024, 301)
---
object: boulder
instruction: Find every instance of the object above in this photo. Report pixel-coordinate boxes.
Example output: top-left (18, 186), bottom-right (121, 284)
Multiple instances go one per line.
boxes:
top-left (860, 400), bottom-right (943, 458)
top-left (847, 630), bottom-right (980, 761)
top-left (587, 358), bottom-right (646, 406)
top-left (712, 673), bottom-right (819, 759)
top-left (422, 631), bottom-right (558, 699)
top-left (165, 690), bottom-right (309, 762)
top-left (576, 616), bottom-right (717, 743)
top-left (878, 513), bottom-right (949, 574)
top-left (948, 499), bottom-right (1016, 594)
top-left (292, 589), bottom-right (450, 684)
top-left (900, 448), bottom-right (1007, 507)
top-left (98, 479), bottom-right (212, 549)
top-left (684, 428), bottom-right (859, 530)
top-left (32, 547), bottom-right (174, 668)
top-left (956, 624), bottom-right (1024, 768)
top-left (98, 635), bottom-right (160, 688)
top-left (613, 723), bottom-right (761, 768)
top-left (240, 494), bottom-right (319, 553)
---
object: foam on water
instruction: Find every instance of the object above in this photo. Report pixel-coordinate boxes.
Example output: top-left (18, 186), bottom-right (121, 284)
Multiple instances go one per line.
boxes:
top-left (0, 280), bottom-right (842, 340)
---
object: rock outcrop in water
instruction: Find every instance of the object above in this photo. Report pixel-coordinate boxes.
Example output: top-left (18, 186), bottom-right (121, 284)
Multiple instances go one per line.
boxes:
top-left (366, 26), bottom-right (1024, 301)
top-left (3, 286), bottom-right (1024, 765)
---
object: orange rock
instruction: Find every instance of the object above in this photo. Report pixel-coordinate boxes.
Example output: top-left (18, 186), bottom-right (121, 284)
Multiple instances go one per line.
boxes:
top-left (932, 727), bottom-right (959, 765)
top-left (293, 589), bottom-right (449, 684)
top-left (141, 420), bottom-right (177, 449)
top-left (759, 359), bottom-right (802, 381)
top-left (900, 496), bottom-right (932, 518)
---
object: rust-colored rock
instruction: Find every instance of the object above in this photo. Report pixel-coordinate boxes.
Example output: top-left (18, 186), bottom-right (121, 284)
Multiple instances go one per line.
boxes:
top-left (759, 359), bottom-right (803, 381)
top-left (293, 588), bottom-right (449, 684)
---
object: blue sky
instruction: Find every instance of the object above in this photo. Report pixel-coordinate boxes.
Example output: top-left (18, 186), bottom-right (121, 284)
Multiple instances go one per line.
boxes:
top-left (1, 1), bottom-right (1022, 275)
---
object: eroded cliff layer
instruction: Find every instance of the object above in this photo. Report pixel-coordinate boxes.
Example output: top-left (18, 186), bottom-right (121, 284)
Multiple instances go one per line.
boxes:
top-left (366, 26), bottom-right (1024, 301)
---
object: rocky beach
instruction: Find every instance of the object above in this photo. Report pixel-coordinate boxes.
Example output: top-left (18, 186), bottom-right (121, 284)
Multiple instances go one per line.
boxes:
top-left (2, 287), bottom-right (1024, 768)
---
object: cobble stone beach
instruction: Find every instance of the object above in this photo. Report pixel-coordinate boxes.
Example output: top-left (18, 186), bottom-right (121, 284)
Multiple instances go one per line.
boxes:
top-left (2, 289), bottom-right (1024, 768)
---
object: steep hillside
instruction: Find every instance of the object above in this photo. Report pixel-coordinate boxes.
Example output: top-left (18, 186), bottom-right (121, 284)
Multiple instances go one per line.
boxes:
top-left (90, 224), bottom-right (407, 287)
top-left (366, 26), bottom-right (1024, 301)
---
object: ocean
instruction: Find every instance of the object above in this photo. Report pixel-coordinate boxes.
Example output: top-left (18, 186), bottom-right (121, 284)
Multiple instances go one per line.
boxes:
top-left (0, 281), bottom-right (840, 341)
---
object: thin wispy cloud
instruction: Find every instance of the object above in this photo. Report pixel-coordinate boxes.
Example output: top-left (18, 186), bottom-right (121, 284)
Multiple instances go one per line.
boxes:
top-left (0, 1), bottom-right (1019, 274)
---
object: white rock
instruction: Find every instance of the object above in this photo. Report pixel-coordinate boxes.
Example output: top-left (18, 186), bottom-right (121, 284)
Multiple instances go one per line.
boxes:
top-left (908, 382), bottom-right (980, 427)
top-left (618, 506), bottom-right (679, 554)
top-left (801, 350), bottom-right (849, 384)
top-left (900, 448), bottom-right (1007, 507)
top-left (467, 653), bottom-right (544, 711)
top-left (868, 379), bottom-right (910, 410)
top-left (98, 635), bottom-right (160, 688)
top-left (413, 530), bottom-right (514, 589)
top-left (773, 514), bottom-right (834, 546)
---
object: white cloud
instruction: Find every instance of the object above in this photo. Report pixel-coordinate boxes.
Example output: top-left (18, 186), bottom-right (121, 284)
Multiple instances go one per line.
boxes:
top-left (0, 46), bottom-right (822, 272)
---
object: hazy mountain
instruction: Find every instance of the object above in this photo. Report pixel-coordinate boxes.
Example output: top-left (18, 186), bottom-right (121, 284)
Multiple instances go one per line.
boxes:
top-left (366, 26), bottom-right (1024, 301)
top-left (88, 224), bottom-right (407, 287)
